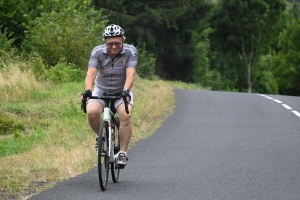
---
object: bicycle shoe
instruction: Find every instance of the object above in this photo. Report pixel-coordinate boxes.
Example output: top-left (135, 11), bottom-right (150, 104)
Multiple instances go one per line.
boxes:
top-left (116, 152), bottom-right (128, 167)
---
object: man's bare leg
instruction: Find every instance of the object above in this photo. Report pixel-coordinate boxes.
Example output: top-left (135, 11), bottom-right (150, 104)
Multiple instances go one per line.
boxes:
top-left (117, 104), bottom-right (133, 152)
top-left (86, 101), bottom-right (103, 135)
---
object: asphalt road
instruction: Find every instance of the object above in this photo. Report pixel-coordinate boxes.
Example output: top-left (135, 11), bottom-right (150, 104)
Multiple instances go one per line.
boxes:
top-left (30, 90), bottom-right (300, 200)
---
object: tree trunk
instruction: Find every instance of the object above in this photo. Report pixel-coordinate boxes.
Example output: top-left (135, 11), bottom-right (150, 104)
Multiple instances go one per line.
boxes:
top-left (247, 63), bottom-right (252, 93)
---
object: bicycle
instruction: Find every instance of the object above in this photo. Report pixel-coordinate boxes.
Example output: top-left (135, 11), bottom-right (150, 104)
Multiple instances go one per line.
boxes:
top-left (81, 92), bottom-right (129, 191)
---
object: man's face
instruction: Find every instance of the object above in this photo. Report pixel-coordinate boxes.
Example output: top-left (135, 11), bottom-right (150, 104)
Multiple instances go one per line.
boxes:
top-left (105, 37), bottom-right (123, 55)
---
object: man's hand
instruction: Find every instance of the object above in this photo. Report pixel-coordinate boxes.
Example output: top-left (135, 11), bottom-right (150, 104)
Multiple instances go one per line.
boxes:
top-left (81, 90), bottom-right (92, 100)
top-left (120, 90), bottom-right (131, 103)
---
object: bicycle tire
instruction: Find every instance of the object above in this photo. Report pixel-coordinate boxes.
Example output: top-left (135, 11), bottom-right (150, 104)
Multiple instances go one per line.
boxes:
top-left (111, 116), bottom-right (120, 183)
top-left (98, 120), bottom-right (109, 191)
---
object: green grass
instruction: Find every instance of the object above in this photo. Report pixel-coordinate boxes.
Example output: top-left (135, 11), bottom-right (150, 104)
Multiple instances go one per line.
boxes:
top-left (0, 75), bottom-right (85, 160)
top-left (0, 128), bottom-right (49, 158)
top-left (0, 113), bottom-right (24, 136)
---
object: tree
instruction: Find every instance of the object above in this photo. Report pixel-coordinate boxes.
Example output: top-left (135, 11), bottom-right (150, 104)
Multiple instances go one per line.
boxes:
top-left (272, 16), bottom-right (300, 96)
top-left (24, 0), bottom-right (107, 68)
top-left (0, 0), bottom-right (44, 47)
top-left (253, 55), bottom-right (278, 94)
top-left (209, 0), bottom-right (286, 93)
top-left (92, 0), bottom-right (211, 80)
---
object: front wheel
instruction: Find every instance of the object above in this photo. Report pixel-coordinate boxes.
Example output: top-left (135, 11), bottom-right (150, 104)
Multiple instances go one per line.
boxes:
top-left (98, 121), bottom-right (109, 191)
top-left (111, 117), bottom-right (120, 183)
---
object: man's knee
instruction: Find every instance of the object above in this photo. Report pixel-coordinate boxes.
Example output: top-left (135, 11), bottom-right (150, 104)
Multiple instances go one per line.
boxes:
top-left (118, 105), bottom-right (132, 125)
top-left (87, 102), bottom-right (103, 119)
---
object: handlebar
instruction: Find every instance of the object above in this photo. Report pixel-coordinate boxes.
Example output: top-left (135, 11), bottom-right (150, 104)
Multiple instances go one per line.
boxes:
top-left (81, 94), bottom-right (129, 114)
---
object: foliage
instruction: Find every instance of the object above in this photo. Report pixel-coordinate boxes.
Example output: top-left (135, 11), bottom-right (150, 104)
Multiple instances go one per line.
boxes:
top-left (272, 17), bottom-right (300, 96)
top-left (0, 0), bottom-right (299, 95)
top-left (0, 0), bottom-right (40, 47)
top-left (93, 0), bottom-right (212, 80)
top-left (0, 28), bottom-right (15, 51)
top-left (136, 43), bottom-right (157, 80)
top-left (288, 1), bottom-right (300, 18)
top-left (253, 55), bottom-right (279, 94)
top-left (287, 0), bottom-right (300, 3)
top-left (26, 53), bottom-right (47, 81)
top-left (209, 0), bottom-right (286, 93)
top-left (209, 51), bottom-right (245, 91)
top-left (190, 27), bottom-right (214, 88)
top-left (45, 61), bottom-right (85, 83)
top-left (24, 0), bottom-right (107, 69)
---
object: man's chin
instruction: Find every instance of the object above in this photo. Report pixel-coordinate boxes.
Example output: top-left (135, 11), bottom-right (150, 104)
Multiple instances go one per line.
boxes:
top-left (109, 50), bottom-right (121, 55)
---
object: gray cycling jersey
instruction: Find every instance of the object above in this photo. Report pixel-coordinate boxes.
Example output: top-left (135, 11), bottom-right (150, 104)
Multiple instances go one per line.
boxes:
top-left (88, 43), bottom-right (138, 94)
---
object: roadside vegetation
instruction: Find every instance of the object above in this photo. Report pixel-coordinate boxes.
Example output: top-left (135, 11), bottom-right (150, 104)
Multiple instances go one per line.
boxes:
top-left (1, 0), bottom-right (300, 96)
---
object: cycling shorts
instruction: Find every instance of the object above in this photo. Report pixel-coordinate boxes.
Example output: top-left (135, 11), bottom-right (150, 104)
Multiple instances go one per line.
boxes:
top-left (88, 87), bottom-right (134, 110)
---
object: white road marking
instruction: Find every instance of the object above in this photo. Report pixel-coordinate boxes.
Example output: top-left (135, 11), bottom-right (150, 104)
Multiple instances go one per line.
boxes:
top-left (282, 104), bottom-right (292, 110)
top-left (292, 111), bottom-right (300, 117)
top-left (273, 99), bottom-right (283, 103)
top-left (258, 94), bottom-right (299, 118)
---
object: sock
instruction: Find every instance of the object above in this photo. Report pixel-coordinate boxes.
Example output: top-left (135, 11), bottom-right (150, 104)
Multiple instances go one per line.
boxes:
top-left (119, 151), bottom-right (127, 157)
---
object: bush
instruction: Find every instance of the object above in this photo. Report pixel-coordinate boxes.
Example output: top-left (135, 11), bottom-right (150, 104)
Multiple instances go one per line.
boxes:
top-left (24, 53), bottom-right (47, 81)
top-left (253, 55), bottom-right (278, 94)
top-left (24, 0), bottom-right (107, 69)
top-left (45, 61), bottom-right (85, 83)
top-left (205, 70), bottom-right (226, 91)
top-left (272, 17), bottom-right (300, 96)
top-left (0, 27), bottom-right (15, 51)
top-left (136, 42), bottom-right (157, 80)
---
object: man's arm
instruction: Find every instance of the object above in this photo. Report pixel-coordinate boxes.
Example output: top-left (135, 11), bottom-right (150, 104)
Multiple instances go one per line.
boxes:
top-left (85, 67), bottom-right (98, 90)
top-left (123, 67), bottom-right (136, 90)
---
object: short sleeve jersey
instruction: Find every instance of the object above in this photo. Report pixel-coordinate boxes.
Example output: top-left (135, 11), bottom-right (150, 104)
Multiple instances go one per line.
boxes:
top-left (88, 44), bottom-right (138, 94)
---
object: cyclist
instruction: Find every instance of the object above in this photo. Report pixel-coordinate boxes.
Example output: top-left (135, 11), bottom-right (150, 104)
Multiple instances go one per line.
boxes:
top-left (81, 24), bottom-right (138, 167)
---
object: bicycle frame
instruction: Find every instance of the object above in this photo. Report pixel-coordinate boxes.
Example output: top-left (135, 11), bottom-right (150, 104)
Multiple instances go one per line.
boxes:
top-left (103, 107), bottom-right (115, 162)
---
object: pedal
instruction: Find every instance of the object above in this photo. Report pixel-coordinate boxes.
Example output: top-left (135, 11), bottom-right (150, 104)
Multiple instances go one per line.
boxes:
top-left (115, 164), bottom-right (125, 169)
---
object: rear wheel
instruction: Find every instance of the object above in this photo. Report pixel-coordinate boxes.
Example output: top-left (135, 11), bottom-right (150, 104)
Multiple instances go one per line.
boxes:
top-left (98, 121), bottom-right (109, 191)
top-left (111, 117), bottom-right (120, 183)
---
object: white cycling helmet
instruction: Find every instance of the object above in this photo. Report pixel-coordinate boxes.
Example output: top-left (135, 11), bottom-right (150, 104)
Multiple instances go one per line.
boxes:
top-left (102, 24), bottom-right (125, 38)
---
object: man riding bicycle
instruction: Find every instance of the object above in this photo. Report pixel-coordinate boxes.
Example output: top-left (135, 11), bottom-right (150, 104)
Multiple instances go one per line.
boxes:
top-left (81, 24), bottom-right (138, 167)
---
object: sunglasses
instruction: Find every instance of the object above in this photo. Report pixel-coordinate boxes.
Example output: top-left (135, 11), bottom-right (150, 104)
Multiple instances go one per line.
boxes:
top-left (106, 42), bottom-right (122, 47)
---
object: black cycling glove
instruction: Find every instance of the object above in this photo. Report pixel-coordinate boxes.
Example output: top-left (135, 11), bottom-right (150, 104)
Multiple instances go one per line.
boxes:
top-left (120, 90), bottom-right (131, 102)
top-left (81, 90), bottom-right (92, 99)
